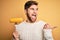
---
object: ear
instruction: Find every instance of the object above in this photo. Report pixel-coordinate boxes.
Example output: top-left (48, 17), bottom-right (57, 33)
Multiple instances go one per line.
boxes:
top-left (24, 9), bottom-right (27, 15)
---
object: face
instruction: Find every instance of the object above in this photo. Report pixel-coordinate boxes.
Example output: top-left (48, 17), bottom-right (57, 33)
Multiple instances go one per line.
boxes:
top-left (26, 5), bottom-right (38, 22)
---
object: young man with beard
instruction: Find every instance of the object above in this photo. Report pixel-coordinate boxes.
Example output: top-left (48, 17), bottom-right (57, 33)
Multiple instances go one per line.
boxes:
top-left (13, 1), bottom-right (55, 40)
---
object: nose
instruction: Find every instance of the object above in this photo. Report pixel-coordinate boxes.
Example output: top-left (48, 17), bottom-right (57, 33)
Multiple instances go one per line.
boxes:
top-left (33, 10), bottom-right (37, 15)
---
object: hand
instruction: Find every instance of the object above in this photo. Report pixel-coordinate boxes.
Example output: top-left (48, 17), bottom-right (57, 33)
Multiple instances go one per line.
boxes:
top-left (13, 31), bottom-right (19, 40)
top-left (43, 23), bottom-right (57, 29)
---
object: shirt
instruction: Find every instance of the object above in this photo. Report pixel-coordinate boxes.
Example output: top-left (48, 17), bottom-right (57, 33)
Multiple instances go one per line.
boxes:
top-left (15, 20), bottom-right (54, 40)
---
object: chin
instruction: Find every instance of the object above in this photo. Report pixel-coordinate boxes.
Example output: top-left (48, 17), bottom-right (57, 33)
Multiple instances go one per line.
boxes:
top-left (31, 19), bottom-right (36, 23)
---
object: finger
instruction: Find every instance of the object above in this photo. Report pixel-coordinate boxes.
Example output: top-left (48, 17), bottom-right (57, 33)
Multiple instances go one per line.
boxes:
top-left (46, 23), bottom-right (50, 27)
top-left (43, 24), bottom-right (47, 29)
top-left (51, 26), bottom-right (57, 29)
top-left (45, 23), bottom-right (50, 29)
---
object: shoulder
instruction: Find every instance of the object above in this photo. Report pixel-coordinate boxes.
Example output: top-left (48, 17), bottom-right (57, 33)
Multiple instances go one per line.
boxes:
top-left (14, 21), bottom-right (26, 31)
top-left (37, 20), bottom-right (47, 28)
top-left (38, 20), bottom-right (47, 25)
top-left (15, 21), bottom-right (25, 28)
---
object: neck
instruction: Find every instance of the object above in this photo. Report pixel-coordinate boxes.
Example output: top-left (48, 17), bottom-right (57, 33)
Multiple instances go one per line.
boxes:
top-left (26, 18), bottom-right (38, 23)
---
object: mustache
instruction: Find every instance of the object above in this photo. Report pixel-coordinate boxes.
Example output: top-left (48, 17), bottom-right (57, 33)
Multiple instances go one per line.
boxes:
top-left (32, 14), bottom-right (36, 17)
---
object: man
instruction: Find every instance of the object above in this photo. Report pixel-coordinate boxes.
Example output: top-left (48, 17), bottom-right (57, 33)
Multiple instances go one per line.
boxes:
top-left (13, 1), bottom-right (55, 40)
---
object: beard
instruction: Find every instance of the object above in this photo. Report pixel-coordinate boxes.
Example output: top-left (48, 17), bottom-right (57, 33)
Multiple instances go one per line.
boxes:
top-left (26, 13), bottom-right (37, 23)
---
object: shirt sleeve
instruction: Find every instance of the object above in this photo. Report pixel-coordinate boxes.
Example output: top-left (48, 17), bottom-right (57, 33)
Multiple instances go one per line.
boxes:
top-left (43, 29), bottom-right (54, 40)
top-left (14, 25), bottom-right (19, 32)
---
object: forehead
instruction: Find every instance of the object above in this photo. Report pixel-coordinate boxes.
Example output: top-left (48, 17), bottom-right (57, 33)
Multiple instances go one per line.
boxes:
top-left (29, 5), bottom-right (38, 8)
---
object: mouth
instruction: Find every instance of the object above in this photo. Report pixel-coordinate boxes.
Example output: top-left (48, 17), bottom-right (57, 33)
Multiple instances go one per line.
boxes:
top-left (32, 14), bottom-right (36, 17)
top-left (31, 14), bottom-right (37, 22)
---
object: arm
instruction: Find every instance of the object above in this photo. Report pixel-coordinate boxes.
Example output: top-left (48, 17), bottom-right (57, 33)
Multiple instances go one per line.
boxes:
top-left (13, 31), bottom-right (19, 40)
top-left (43, 24), bottom-right (54, 40)
top-left (43, 29), bottom-right (54, 40)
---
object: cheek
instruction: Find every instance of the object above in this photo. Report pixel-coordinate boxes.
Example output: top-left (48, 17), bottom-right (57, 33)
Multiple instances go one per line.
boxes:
top-left (28, 10), bottom-right (33, 17)
top-left (28, 9), bottom-right (33, 14)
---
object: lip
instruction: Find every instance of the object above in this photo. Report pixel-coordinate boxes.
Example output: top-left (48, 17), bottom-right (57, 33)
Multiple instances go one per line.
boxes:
top-left (31, 15), bottom-right (36, 19)
top-left (32, 14), bottom-right (36, 17)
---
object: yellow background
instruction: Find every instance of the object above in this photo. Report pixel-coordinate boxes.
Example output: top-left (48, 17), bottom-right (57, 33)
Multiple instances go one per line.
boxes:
top-left (0, 0), bottom-right (60, 40)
